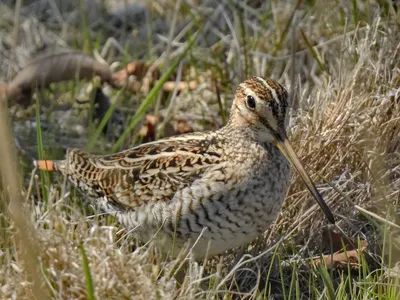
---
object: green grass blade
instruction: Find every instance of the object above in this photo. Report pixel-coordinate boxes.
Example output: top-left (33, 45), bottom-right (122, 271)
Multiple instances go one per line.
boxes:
top-left (299, 29), bottom-right (328, 74)
top-left (79, 242), bottom-right (96, 300)
top-left (35, 95), bottom-right (49, 206)
top-left (277, 253), bottom-right (287, 300)
top-left (352, 0), bottom-right (359, 26)
top-left (276, 0), bottom-right (302, 51)
top-left (80, 0), bottom-right (92, 53)
top-left (35, 98), bottom-right (44, 161)
top-left (86, 91), bottom-right (120, 152)
top-left (319, 264), bottom-right (335, 300)
top-left (111, 35), bottom-right (199, 152)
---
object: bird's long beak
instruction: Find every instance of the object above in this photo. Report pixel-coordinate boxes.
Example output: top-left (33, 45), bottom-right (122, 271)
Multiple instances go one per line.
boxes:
top-left (274, 127), bottom-right (335, 224)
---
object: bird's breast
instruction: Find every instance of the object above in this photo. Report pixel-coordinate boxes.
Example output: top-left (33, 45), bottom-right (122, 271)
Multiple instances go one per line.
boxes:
top-left (115, 141), bottom-right (292, 258)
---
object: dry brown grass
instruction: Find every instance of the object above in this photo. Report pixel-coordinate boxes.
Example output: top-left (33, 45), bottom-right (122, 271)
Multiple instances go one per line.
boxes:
top-left (1, 0), bottom-right (399, 299)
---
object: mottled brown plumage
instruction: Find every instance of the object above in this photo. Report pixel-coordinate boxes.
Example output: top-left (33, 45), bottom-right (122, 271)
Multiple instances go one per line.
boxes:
top-left (36, 77), bottom-right (334, 258)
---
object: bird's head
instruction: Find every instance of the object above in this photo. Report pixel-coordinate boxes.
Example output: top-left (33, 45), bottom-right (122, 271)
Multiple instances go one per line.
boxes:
top-left (230, 76), bottom-right (335, 224)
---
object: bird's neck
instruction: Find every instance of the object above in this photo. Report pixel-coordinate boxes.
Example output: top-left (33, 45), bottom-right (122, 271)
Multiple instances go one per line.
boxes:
top-left (220, 122), bottom-right (255, 140)
top-left (220, 122), bottom-right (285, 156)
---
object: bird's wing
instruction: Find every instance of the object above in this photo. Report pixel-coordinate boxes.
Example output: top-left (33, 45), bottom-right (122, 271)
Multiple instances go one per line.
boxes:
top-left (65, 132), bottom-right (223, 209)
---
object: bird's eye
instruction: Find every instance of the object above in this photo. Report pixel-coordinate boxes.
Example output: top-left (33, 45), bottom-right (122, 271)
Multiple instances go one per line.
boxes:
top-left (246, 95), bottom-right (256, 109)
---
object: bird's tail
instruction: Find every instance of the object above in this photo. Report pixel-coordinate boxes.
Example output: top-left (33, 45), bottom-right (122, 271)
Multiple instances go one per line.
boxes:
top-left (34, 149), bottom-right (112, 203)
top-left (34, 149), bottom-right (94, 178)
top-left (34, 159), bottom-right (68, 173)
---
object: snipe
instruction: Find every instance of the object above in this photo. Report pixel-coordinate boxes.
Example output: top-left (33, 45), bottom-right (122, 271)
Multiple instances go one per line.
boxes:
top-left (36, 77), bottom-right (335, 258)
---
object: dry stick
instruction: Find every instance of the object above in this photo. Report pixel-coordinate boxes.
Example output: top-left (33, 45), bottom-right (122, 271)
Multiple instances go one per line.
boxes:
top-left (5, 50), bottom-right (114, 104)
top-left (355, 205), bottom-right (400, 230)
top-left (25, 167), bottom-right (37, 203)
top-left (0, 103), bottom-right (48, 299)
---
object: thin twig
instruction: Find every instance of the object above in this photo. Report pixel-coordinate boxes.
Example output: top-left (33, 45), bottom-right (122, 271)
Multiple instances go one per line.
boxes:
top-left (355, 205), bottom-right (400, 230)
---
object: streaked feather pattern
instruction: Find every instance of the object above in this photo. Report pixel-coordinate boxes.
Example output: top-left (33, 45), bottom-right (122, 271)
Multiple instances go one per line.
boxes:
top-left (36, 77), bottom-right (333, 258)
